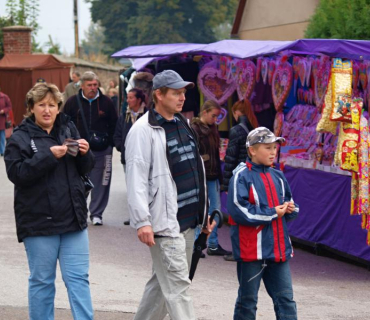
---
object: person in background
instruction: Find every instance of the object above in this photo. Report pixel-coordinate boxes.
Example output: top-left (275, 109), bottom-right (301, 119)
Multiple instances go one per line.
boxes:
top-left (227, 127), bottom-right (298, 320)
top-left (108, 88), bottom-right (119, 114)
top-left (113, 88), bottom-right (147, 225)
top-left (63, 71), bottom-right (81, 105)
top-left (63, 71), bottom-right (118, 226)
top-left (0, 86), bottom-right (12, 156)
top-left (97, 79), bottom-right (106, 95)
top-left (191, 100), bottom-right (232, 258)
top-left (222, 99), bottom-right (258, 261)
top-left (4, 82), bottom-right (95, 320)
top-left (106, 79), bottom-right (118, 93)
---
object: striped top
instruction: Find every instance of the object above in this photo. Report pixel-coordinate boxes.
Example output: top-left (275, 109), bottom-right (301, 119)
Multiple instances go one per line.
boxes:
top-left (155, 110), bottom-right (200, 231)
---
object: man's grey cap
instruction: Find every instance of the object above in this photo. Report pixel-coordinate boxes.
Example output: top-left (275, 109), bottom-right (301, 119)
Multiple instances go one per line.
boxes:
top-left (246, 127), bottom-right (285, 148)
top-left (153, 70), bottom-right (194, 90)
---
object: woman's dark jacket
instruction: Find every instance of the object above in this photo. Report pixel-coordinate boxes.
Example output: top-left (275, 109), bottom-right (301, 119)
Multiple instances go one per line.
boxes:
top-left (191, 118), bottom-right (222, 182)
top-left (4, 113), bottom-right (95, 242)
top-left (222, 115), bottom-right (253, 191)
top-left (113, 107), bottom-right (147, 164)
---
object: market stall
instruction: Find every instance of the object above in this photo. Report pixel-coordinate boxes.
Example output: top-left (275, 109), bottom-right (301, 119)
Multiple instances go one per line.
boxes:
top-left (112, 39), bottom-right (370, 262)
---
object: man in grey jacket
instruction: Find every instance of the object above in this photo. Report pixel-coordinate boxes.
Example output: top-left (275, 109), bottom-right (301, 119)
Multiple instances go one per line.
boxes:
top-left (125, 70), bottom-right (209, 320)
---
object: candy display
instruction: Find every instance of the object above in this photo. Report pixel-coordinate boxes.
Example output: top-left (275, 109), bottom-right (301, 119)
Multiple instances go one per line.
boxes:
top-left (272, 57), bottom-right (293, 111)
top-left (330, 59), bottom-right (353, 122)
top-left (197, 61), bottom-right (236, 104)
top-left (236, 59), bottom-right (256, 100)
top-left (316, 78), bottom-right (338, 135)
top-left (194, 52), bottom-right (370, 246)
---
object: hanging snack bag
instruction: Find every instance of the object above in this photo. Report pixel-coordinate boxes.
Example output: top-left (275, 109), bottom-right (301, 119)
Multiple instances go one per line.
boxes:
top-left (330, 58), bottom-right (353, 122)
top-left (316, 78), bottom-right (338, 135)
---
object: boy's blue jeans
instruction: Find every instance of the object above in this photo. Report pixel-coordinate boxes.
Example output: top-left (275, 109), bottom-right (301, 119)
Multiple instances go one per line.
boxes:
top-left (23, 229), bottom-right (93, 320)
top-left (234, 260), bottom-right (297, 320)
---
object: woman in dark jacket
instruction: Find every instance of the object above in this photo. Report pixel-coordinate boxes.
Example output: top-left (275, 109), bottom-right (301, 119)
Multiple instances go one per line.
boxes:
top-left (191, 100), bottom-right (231, 257)
top-left (5, 83), bottom-right (95, 320)
top-left (222, 99), bottom-right (258, 192)
top-left (113, 87), bottom-right (147, 225)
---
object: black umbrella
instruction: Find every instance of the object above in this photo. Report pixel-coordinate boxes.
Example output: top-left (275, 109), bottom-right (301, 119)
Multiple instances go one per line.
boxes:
top-left (189, 209), bottom-right (223, 281)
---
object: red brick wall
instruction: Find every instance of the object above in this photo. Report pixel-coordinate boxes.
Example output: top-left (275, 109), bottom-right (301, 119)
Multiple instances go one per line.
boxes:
top-left (2, 26), bottom-right (32, 55)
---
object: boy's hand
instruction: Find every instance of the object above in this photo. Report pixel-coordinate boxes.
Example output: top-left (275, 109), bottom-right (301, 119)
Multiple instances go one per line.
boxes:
top-left (285, 201), bottom-right (295, 214)
top-left (275, 203), bottom-right (288, 218)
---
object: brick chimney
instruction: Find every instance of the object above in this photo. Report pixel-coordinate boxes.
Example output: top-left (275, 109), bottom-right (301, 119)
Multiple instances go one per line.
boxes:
top-left (2, 26), bottom-right (33, 55)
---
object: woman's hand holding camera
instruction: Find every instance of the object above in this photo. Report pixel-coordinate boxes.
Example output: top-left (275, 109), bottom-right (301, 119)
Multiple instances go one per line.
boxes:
top-left (50, 145), bottom-right (68, 159)
top-left (77, 139), bottom-right (89, 155)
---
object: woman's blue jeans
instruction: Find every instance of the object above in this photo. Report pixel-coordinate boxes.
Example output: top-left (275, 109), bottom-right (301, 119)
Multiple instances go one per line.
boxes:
top-left (234, 260), bottom-right (297, 320)
top-left (195, 179), bottom-right (221, 248)
top-left (23, 229), bottom-right (93, 320)
top-left (0, 129), bottom-right (5, 155)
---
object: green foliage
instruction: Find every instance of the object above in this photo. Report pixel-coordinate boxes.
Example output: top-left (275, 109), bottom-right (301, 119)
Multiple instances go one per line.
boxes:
top-left (3, 0), bottom-right (41, 52)
top-left (305, 0), bottom-right (370, 39)
top-left (45, 35), bottom-right (61, 55)
top-left (86, 0), bottom-right (238, 54)
top-left (81, 22), bottom-right (108, 56)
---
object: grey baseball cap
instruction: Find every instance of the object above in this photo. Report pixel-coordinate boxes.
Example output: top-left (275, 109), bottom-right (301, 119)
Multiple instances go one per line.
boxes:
top-left (153, 70), bottom-right (194, 90)
top-left (246, 127), bottom-right (285, 148)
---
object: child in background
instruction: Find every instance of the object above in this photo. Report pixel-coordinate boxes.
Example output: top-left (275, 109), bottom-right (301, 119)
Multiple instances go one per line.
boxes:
top-left (227, 127), bottom-right (299, 320)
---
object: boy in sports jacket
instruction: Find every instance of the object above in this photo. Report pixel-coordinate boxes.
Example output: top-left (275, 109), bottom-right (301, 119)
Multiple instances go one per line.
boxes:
top-left (227, 127), bottom-right (298, 320)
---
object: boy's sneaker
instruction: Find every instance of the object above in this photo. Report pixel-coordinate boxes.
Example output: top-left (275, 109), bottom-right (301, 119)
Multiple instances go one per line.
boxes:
top-left (207, 244), bottom-right (232, 256)
top-left (92, 217), bottom-right (103, 226)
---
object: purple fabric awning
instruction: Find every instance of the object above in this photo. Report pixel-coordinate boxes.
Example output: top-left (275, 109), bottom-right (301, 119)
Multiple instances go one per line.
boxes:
top-left (112, 39), bottom-right (370, 61)
top-left (112, 43), bottom-right (205, 58)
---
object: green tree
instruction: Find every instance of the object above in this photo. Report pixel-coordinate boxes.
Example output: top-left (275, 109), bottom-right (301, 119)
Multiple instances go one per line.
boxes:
top-left (3, 0), bottom-right (41, 51)
top-left (305, 0), bottom-right (370, 39)
top-left (45, 35), bottom-right (61, 55)
top-left (80, 22), bottom-right (107, 56)
top-left (86, 0), bottom-right (238, 54)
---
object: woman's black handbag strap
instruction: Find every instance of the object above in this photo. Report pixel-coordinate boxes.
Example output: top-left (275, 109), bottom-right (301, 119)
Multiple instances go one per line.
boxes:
top-left (76, 96), bottom-right (90, 136)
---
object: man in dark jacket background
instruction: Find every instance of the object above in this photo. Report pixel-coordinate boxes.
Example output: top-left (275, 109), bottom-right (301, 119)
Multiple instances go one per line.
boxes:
top-left (63, 71), bottom-right (118, 226)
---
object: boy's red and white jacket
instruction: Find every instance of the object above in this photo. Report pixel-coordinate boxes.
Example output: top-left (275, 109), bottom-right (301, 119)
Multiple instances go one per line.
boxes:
top-left (227, 161), bottom-right (299, 262)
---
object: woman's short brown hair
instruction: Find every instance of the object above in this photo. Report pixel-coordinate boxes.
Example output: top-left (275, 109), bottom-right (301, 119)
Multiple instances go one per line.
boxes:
top-left (25, 83), bottom-right (63, 117)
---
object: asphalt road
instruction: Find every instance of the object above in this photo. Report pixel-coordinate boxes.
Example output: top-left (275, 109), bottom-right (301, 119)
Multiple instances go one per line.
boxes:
top-left (1, 152), bottom-right (370, 319)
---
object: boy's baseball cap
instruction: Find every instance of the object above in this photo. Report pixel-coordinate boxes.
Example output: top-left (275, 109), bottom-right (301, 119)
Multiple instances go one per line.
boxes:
top-left (153, 70), bottom-right (194, 90)
top-left (246, 127), bottom-right (285, 148)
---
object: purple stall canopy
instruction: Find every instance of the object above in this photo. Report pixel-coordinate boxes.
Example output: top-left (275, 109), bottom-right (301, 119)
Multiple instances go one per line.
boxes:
top-left (112, 39), bottom-right (370, 61)
top-left (112, 43), bottom-right (205, 59)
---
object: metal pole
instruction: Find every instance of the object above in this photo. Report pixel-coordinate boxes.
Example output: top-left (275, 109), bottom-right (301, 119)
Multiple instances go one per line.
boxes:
top-left (74, 0), bottom-right (79, 57)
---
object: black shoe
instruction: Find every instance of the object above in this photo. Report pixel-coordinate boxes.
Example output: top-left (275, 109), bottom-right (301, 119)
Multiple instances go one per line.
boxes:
top-left (207, 244), bottom-right (232, 256)
top-left (200, 252), bottom-right (206, 258)
top-left (223, 254), bottom-right (235, 261)
top-left (123, 219), bottom-right (130, 225)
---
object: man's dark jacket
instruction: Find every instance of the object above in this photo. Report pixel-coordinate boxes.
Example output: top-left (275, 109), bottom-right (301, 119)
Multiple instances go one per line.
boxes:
top-left (63, 89), bottom-right (118, 150)
top-left (4, 113), bottom-right (95, 242)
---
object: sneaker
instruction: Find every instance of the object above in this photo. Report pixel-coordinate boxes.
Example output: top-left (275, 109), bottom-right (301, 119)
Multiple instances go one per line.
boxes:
top-left (223, 254), bottom-right (236, 261)
top-left (92, 217), bottom-right (103, 226)
top-left (207, 244), bottom-right (232, 256)
top-left (123, 219), bottom-right (130, 225)
top-left (200, 252), bottom-right (206, 259)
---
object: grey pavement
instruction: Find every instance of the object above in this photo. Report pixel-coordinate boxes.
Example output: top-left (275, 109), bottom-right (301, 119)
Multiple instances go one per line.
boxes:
top-left (1, 152), bottom-right (370, 320)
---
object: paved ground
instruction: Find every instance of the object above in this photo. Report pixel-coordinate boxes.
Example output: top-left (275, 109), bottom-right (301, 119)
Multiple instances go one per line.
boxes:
top-left (1, 152), bottom-right (370, 319)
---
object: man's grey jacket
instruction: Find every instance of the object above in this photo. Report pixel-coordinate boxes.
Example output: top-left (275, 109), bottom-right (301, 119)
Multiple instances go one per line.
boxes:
top-left (125, 108), bottom-right (208, 237)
